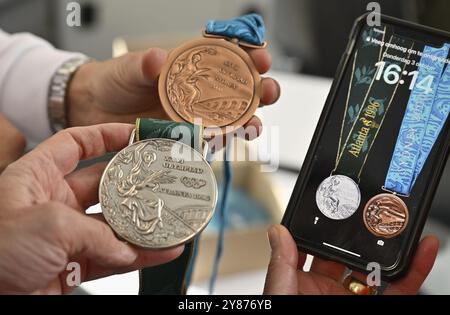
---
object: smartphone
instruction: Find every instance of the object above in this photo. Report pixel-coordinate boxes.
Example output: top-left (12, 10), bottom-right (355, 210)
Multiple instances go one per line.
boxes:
top-left (282, 14), bottom-right (450, 280)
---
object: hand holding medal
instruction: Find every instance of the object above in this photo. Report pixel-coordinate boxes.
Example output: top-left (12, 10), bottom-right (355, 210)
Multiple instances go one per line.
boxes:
top-left (96, 16), bottom-right (278, 296)
top-left (99, 14), bottom-right (277, 250)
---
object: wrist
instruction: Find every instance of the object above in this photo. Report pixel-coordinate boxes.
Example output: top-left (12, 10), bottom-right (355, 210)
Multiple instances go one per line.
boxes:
top-left (66, 61), bottom-right (97, 127)
top-left (0, 115), bottom-right (26, 173)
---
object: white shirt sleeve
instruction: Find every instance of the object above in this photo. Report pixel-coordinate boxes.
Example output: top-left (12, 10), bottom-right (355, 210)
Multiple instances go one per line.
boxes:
top-left (0, 29), bottom-right (85, 145)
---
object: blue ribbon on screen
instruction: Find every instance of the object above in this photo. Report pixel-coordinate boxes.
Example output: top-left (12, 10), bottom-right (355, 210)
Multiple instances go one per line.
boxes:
top-left (384, 44), bottom-right (450, 195)
top-left (206, 14), bottom-right (266, 46)
top-left (415, 57), bottom-right (450, 179)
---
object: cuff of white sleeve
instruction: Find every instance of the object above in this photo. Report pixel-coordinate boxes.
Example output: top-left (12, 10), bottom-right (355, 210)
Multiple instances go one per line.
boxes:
top-left (2, 45), bottom-right (84, 146)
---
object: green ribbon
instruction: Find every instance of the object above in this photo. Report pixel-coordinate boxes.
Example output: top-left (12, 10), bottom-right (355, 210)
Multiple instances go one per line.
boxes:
top-left (136, 118), bottom-right (203, 295)
top-left (338, 25), bottom-right (386, 158)
top-left (335, 35), bottom-right (414, 181)
top-left (136, 118), bottom-right (203, 153)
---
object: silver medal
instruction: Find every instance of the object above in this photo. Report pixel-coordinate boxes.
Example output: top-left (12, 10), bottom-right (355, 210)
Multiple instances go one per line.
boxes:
top-left (315, 175), bottom-right (361, 220)
top-left (99, 138), bottom-right (217, 249)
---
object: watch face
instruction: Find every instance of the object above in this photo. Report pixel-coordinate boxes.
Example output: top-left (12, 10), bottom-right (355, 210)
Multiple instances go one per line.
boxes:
top-left (99, 138), bottom-right (217, 249)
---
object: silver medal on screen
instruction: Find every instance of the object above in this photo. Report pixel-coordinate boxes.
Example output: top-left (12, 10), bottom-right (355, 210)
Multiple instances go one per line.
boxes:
top-left (99, 138), bottom-right (217, 249)
top-left (315, 175), bottom-right (361, 220)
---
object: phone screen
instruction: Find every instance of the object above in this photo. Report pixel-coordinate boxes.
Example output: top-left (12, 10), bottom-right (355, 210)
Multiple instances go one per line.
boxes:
top-left (285, 17), bottom-right (450, 276)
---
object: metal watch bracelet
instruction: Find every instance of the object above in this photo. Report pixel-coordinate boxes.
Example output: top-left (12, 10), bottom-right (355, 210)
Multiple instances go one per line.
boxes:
top-left (47, 57), bottom-right (92, 133)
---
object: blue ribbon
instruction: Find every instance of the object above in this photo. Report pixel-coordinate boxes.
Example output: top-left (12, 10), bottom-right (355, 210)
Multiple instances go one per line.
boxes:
top-left (205, 14), bottom-right (265, 294)
top-left (206, 14), bottom-right (266, 46)
top-left (415, 57), bottom-right (450, 180)
top-left (209, 144), bottom-right (233, 295)
top-left (385, 44), bottom-right (450, 195)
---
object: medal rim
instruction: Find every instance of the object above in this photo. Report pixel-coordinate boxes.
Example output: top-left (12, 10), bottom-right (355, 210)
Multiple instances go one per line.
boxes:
top-left (315, 174), bottom-right (361, 220)
top-left (158, 37), bottom-right (261, 135)
top-left (362, 193), bottom-right (409, 239)
top-left (99, 138), bottom-right (218, 249)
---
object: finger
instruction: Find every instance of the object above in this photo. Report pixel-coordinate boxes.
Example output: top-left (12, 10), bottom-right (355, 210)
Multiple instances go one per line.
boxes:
top-left (310, 256), bottom-right (347, 282)
top-left (83, 214), bottom-right (184, 281)
top-left (32, 124), bottom-right (134, 176)
top-left (111, 48), bottom-right (168, 89)
top-left (246, 48), bottom-right (272, 74)
top-left (205, 116), bottom-right (263, 153)
top-left (345, 269), bottom-right (368, 284)
top-left (46, 202), bottom-right (139, 268)
top-left (297, 252), bottom-right (308, 271)
top-left (0, 114), bottom-right (26, 173)
top-left (83, 212), bottom-right (185, 280)
top-left (241, 116), bottom-right (263, 140)
top-left (385, 236), bottom-right (439, 295)
top-left (65, 162), bottom-right (108, 209)
top-left (264, 225), bottom-right (299, 295)
top-left (88, 213), bottom-right (107, 222)
top-left (141, 48), bottom-right (168, 84)
top-left (84, 245), bottom-right (185, 281)
top-left (260, 78), bottom-right (281, 106)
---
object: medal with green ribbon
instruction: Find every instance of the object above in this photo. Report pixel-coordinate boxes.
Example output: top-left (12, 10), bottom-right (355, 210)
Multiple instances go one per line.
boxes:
top-left (100, 14), bottom-right (267, 295)
top-left (99, 118), bottom-right (217, 294)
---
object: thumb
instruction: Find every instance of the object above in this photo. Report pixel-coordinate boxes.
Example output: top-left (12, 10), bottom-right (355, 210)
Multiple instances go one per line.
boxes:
top-left (141, 48), bottom-right (168, 84)
top-left (113, 48), bottom-right (168, 88)
top-left (48, 203), bottom-right (138, 268)
top-left (264, 225), bottom-right (299, 295)
top-left (0, 114), bottom-right (26, 173)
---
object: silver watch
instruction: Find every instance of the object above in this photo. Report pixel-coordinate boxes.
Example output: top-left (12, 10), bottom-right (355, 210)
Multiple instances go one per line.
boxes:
top-left (48, 57), bottom-right (92, 133)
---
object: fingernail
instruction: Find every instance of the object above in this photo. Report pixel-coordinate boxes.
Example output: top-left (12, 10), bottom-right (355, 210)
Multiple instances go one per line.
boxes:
top-left (268, 225), bottom-right (280, 250)
top-left (273, 80), bottom-right (281, 104)
top-left (274, 80), bottom-right (281, 102)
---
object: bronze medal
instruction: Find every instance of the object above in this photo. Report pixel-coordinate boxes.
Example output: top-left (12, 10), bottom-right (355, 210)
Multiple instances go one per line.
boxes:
top-left (363, 194), bottom-right (409, 238)
top-left (158, 38), bottom-right (261, 135)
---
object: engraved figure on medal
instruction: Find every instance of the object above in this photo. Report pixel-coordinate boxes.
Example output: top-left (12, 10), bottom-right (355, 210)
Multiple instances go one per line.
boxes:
top-left (363, 194), bottom-right (409, 238)
top-left (167, 47), bottom-right (217, 118)
top-left (100, 139), bottom-right (217, 249)
top-left (166, 43), bottom-right (254, 126)
top-left (159, 38), bottom-right (261, 133)
top-left (315, 175), bottom-right (361, 220)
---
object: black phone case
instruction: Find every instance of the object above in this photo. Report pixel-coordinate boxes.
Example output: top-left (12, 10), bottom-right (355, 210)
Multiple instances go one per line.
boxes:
top-left (282, 14), bottom-right (450, 280)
